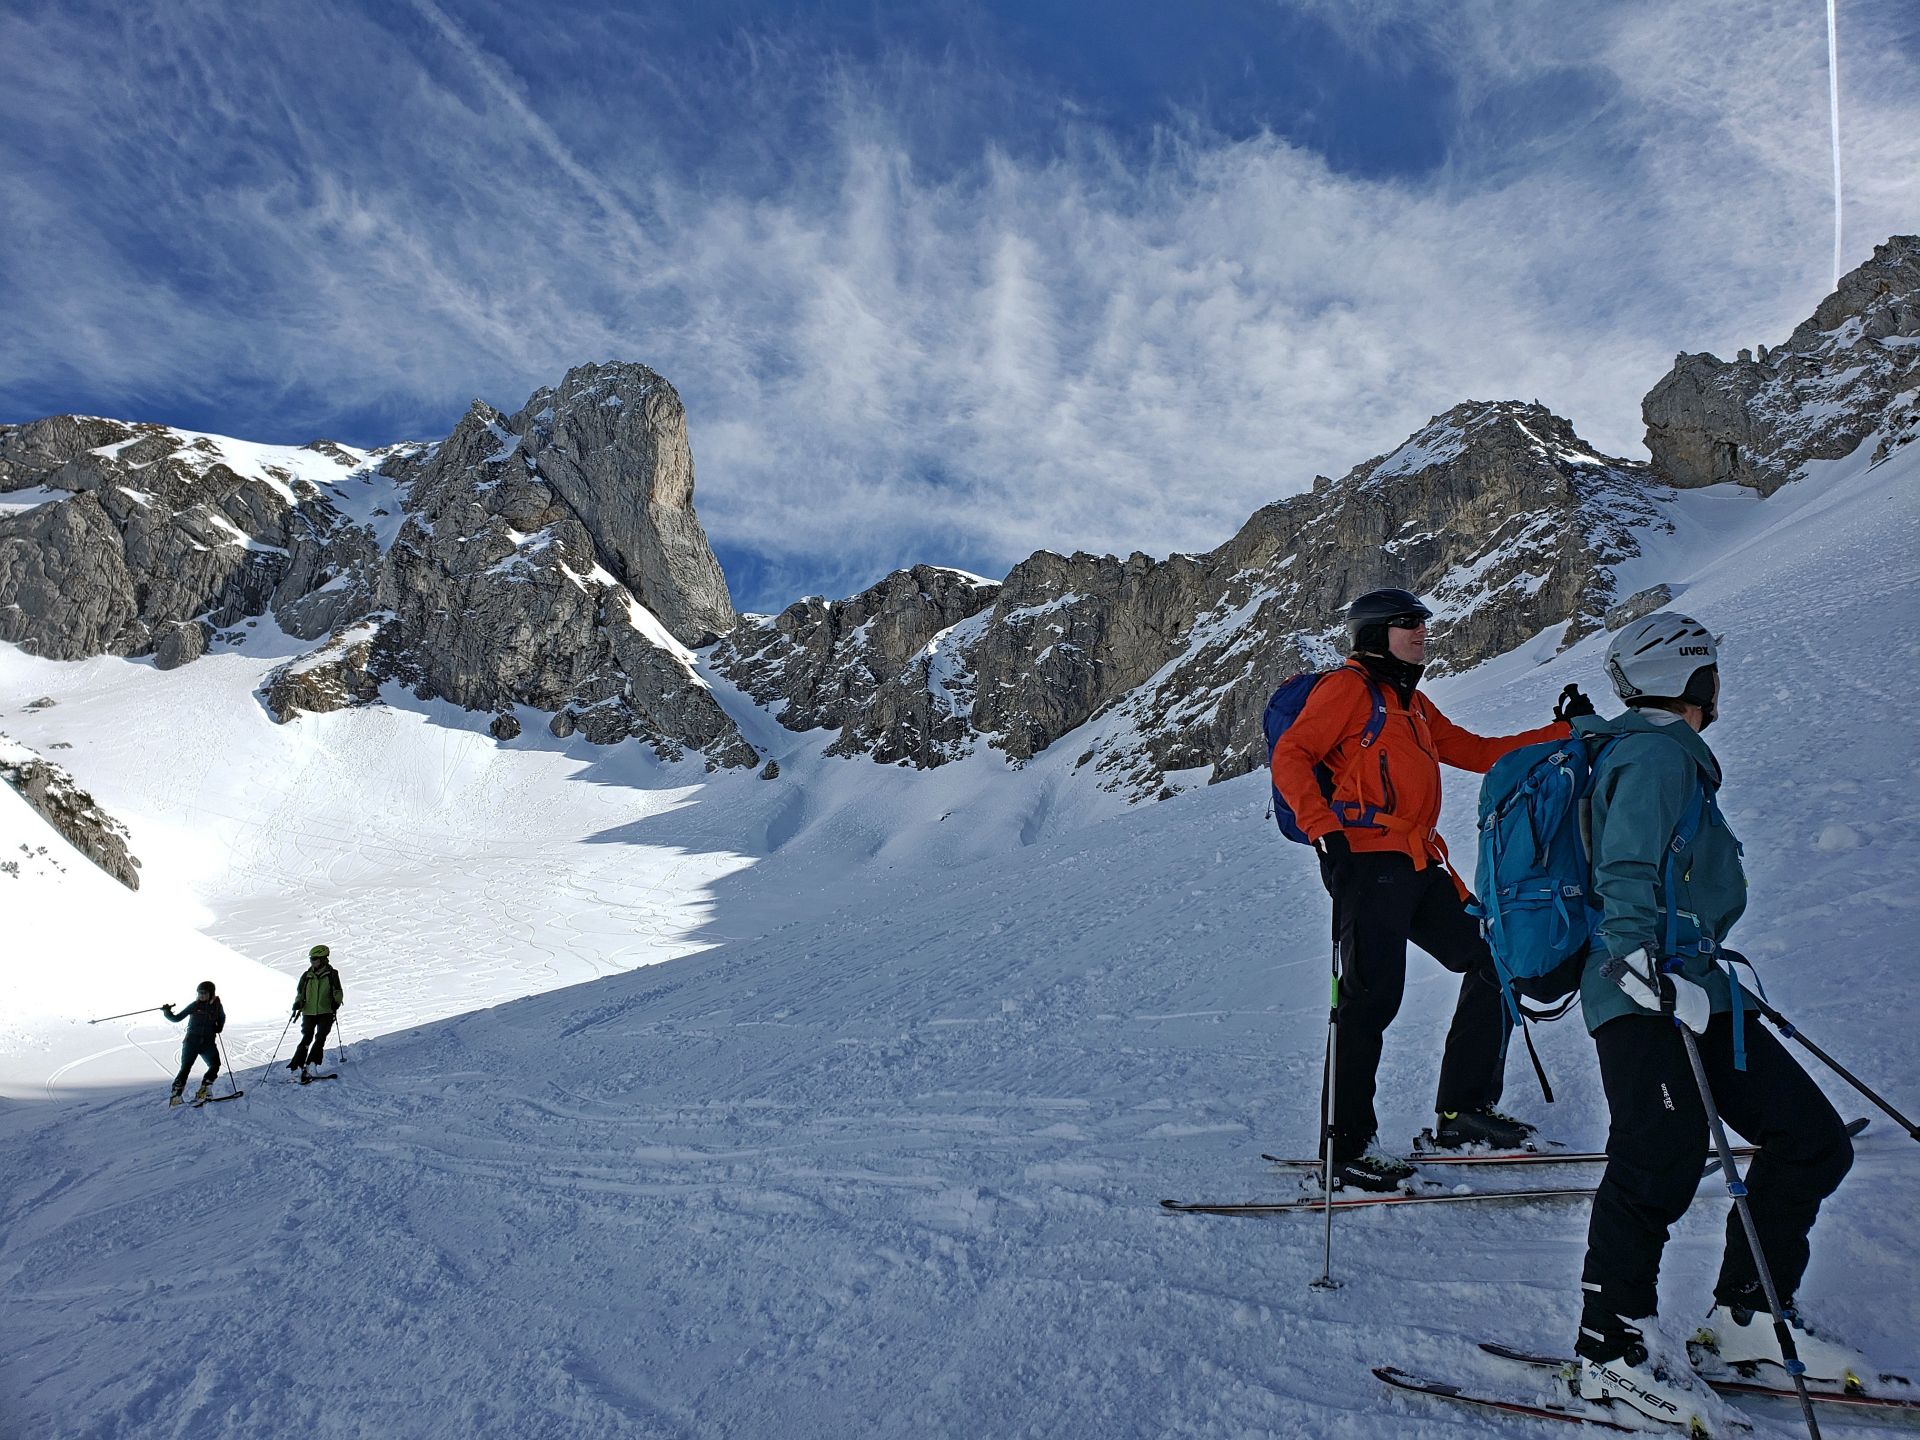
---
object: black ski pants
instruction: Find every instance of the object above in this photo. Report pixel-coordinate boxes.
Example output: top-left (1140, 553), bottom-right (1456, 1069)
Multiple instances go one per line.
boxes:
top-left (171, 1035), bottom-right (220, 1094)
top-left (290, 1013), bottom-right (334, 1068)
top-left (1580, 1011), bottom-right (1853, 1322)
top-left (1320, 851), bottom-right (1511, 1162)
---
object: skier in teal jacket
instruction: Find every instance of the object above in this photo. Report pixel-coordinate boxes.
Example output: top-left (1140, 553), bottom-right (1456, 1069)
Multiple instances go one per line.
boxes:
top-left (1569, 614), bottom-right (1859, 1426)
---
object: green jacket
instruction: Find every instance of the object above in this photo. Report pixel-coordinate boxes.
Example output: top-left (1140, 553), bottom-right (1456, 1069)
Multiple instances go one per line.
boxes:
top-left (1575, 710), bottom-right (1747, 1035)
top-left (294, 962), bottom-right (344, 1017)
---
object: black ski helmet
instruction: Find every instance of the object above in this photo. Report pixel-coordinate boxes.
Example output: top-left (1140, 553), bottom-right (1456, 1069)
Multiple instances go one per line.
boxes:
top-left (1346, 587), bottom-right (1432, 654)
top-left (196, 980), bottom-right (215, 996)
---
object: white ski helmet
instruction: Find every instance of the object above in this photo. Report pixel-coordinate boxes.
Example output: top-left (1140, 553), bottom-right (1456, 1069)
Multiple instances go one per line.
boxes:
top-left (1605, 612), bottom-right (1718, 704)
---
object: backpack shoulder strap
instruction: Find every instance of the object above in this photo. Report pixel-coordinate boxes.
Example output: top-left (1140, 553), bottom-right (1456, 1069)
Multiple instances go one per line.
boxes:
top-left (1334, 664), bottom-right (1388, 750)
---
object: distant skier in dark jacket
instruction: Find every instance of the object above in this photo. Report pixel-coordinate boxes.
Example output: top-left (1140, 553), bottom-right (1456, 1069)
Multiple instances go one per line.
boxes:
top-left (288, 944), bottom-right (345, 1081)
top-left (1570, 614), bottom-right (1860, 1426)
top-left (163, 981), bottom-right (225, 1105)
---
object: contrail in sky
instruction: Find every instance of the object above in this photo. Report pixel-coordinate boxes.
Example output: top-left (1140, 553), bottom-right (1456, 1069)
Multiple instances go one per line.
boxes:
top-left (1828, 0), bottom-right (1843, 286)
top-left (405, 0), bottom-right (655, 266)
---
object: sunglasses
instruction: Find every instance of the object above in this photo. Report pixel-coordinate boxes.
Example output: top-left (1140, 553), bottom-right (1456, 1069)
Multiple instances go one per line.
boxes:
top-left (1387, 614), bottom-right (1429, 630)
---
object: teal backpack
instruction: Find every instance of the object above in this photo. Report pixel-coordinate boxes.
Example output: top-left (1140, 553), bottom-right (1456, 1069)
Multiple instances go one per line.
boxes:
top-left (1468, 731), bottom-right (1709, 1098)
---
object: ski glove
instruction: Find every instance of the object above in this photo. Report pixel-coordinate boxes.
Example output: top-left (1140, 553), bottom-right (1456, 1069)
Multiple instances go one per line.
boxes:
top-left (1605, 946), bottom-right (1710, 1033)
top-left (1314, 831), bottom-right (1353, 894)
top-left (1554, 683), bottom-right (1596, 722)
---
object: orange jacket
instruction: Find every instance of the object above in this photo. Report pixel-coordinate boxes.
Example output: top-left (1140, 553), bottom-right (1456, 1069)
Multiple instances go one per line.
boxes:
top-left (1271, 659), bottom-right (1569, 873)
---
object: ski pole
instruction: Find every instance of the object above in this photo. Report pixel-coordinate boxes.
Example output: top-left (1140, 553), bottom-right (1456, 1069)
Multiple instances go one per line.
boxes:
top-left (217, 1035), bottom-right (242, 1098)
top-left (87, 1005), bottom-right (165, 1025)
top-left (334, 1014), bottom-right (347, 1067)
top-left (1747, 993), bottom-right (1919, 1144)
top-left (1678, 1024), bottom-right (1822, 1440)
top-left (1313, 933), bottom-right (1343, 1292)
top-left (259, 1013), bottom-right (296, 1084)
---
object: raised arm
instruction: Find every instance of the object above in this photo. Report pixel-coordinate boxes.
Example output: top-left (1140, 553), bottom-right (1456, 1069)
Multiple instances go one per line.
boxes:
top-left (1423, 699), bottom-right (1567, 774)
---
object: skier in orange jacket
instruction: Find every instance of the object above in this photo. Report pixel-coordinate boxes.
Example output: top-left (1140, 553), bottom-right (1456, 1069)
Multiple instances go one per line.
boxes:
top-left (1270, 587), bottom-right (1589, 1189)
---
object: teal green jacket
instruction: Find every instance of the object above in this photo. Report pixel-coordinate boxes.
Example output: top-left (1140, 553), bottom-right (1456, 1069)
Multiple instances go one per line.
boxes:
top-left (1575, 710), bottom-right (1747, 1035)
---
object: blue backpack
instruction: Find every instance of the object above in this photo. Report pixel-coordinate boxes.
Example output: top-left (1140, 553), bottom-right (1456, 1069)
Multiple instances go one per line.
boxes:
top-left (1263, 669), bottom-right (1387, 843)
top-left (1468, 731), bottom-right (1709, 1096)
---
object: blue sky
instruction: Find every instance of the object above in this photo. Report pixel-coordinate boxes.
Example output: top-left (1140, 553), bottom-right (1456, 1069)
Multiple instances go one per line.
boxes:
top-left (3, 0), bottom-right (1917, 612)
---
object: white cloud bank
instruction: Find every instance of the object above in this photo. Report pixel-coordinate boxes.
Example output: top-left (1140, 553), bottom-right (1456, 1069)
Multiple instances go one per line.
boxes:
top-left (0, 0), bottom-right (1915, 608)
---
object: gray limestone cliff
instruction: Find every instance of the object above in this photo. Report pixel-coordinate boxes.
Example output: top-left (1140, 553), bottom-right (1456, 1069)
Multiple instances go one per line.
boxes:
top-left (0, 735), bottom-right (142, 889)
top-left (0, 363), bottom-right (756, 769)
top-left (716, 402), bottom-right (1658, 798)
top-left (1644, 236), bottom-right (1920, 494)
top-left (713, 565), bottom-right (1000, 765)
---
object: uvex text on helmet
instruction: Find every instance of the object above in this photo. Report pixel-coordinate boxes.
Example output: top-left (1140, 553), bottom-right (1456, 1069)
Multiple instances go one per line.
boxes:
top-left (1345, 588), bottom-right (1432, 652)
top-left (1604, 612), bottom-right (1718, 703)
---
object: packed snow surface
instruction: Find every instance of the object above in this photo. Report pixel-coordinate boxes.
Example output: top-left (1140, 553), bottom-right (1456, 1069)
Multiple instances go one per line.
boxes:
top-left (1, 442), bottom-right (1916, 1437)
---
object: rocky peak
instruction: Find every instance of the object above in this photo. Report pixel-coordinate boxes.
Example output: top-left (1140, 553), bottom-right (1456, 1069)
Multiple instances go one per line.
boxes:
top-left (0, 363), bottom-right (758, 770)
top-left (506, 361), bottom-right (736, 648)
top-left (723, 397), bottom-right (1656, 799)
top-left (1644, 235), bottom-right (1920, 494)
top-left (714, 565), bottom-right (1000, 765)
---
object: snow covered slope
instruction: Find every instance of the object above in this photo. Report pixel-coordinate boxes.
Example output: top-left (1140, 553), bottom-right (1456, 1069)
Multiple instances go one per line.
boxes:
top-left (0, 435), bottom-right (1914, 1435)
top-left (0, 776), bottom-right (286, 1099)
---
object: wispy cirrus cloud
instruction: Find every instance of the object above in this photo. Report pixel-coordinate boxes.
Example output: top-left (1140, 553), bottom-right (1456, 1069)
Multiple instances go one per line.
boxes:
top-left (1, 0), bottom-right (1915, 610)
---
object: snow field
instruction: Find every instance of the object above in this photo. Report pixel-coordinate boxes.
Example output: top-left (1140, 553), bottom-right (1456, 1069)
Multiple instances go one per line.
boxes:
top-left (0, 439), bottom-right (1916, 1437)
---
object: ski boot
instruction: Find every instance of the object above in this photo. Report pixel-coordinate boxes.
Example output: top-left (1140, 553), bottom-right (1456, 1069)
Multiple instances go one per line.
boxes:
top-left (194, 1082), bottom-right (213, 1102)
top-left (1333, 1144), bottom-right (1416, 1193)
top-left (1575, 1311), bottom-right (1710, 1433)
top-left (1433, 1108), bottom-right (1535, 1150)
top-left (298, 1067), bottom-right (312, 1085)
top-left (168, 1091), bottom-right (184, 1107)
top-left (1699, 1285), bottom-right (1867, 1387)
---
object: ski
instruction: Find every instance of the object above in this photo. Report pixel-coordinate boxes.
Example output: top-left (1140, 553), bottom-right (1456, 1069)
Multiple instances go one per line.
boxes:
top-left (1265, 1148), bottom-right (1583, 1168)
top-left (297, 1073), bottom-right (339, 1083)
top-left (1160, 1184), bottom-right (1595, 1216)
top-left (1263, 1117), bottom-right (1868, 1171)
top-left (1483, 1341), bottom-right (1920, 1413)
top-left (1374, 1365), bottom-right (1637, 1431)
top-left (193, 1091), bottom-right (246, 1105)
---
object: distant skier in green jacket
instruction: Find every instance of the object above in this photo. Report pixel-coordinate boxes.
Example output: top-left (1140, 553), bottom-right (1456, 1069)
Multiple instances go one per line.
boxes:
top-left (163, 981), bottom-right (225, 1105)
top-left (1569, 614), bottom-right (1859, 1426)
top-left (288, 944), bottom-right (344, 1081)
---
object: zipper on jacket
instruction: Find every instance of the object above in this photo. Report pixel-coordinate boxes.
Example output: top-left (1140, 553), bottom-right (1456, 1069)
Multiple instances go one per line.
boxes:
top-left (1378, 751), bottom-right (1397, 812)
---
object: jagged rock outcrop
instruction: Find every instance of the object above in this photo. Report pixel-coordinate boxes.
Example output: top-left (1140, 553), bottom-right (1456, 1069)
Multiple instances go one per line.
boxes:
top-left (260, 614), bottom-right (403, 723)
top-left (1079, 402), bottom-right (1658, 797)
top-left (0, 416), bottom-right (389, 658)
top-left (0, 736), bottom-right (141, 889)
top-left (1645, 236), bottom-right (1920, 494)
top-left (0, 363), bottom-right (757, 769)
top-left (722, 401), bottom-right (1659, 796)
top-left (1607, 584), bottom-right (1676, 631)
top-left (713, 565), bottom-right (1000, 764)
top-left (153, 619), bottom-right (210, 670)
top-left (506, 366), bottom-right (735, 647)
